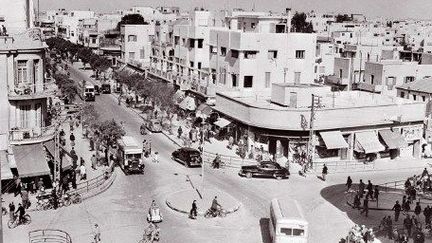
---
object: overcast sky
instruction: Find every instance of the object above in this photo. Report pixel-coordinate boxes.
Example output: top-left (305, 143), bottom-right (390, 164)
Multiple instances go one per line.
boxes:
top-left (38, 0), bottom-right (432, 19)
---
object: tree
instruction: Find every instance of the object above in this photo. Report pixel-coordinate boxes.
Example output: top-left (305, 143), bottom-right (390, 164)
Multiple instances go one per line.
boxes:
top-left (335, 14), bottom-right (351, 23)
top-left (80, 104), bottom-right (100, 127)
top-left (61, 81), bottom-right (78, 103)
top-left (77, 48), bottom-right (93, 69)
top-left (291, 12), bottom-right (314, 33)
top-left (116, 14), bottom-right (148, 30)
top-left (94, 119), bottom-right (125, 163)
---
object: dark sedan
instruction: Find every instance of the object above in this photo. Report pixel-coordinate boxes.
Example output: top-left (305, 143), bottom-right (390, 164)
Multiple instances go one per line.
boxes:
top-left (239, 161), bottom-right (289, 180)
top-left (171, 147), bottom-right (202, 167)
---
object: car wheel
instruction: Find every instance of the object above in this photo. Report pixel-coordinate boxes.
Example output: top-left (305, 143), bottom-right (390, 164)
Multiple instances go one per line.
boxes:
top-left (246, 172), bottom-right (252, 178)
top-left (275, 174), bottom-right (283, 180)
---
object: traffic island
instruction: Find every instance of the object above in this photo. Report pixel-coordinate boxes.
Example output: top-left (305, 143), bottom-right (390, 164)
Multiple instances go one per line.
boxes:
top-left (165, 188), bottom-right (241, 216)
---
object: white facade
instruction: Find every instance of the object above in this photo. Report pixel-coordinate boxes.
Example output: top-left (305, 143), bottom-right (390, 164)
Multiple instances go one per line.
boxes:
top-left (121, 24), bottom-right (155, 67)
top-left (0, 0), bottom-right (35, 35)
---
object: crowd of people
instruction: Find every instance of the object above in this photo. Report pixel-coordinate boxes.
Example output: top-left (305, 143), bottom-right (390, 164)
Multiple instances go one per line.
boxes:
top-left (340, 224), bottom-right (378, 243)
top-left (350, 178), bottom-right (380, 217)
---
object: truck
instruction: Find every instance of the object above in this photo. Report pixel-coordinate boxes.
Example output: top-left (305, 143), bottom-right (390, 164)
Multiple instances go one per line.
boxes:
top-left (116, 136), bottom-right (145, 174)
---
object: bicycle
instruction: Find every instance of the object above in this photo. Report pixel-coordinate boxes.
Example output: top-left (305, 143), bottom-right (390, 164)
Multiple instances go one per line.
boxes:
top-left (204, 207), bottom-right (227, 218)
top-left (63, 192), bottom-right (82, 206)
top-left (7, 213), bottom-right (31, 229)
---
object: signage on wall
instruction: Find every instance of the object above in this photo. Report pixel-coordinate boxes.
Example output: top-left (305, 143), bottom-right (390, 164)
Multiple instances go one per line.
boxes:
top-left (401, 125), bottom-right (423, 141)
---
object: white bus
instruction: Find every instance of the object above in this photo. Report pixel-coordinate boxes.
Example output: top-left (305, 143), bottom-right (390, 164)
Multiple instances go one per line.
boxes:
top-left (269, 198), bottom-right (308, 243)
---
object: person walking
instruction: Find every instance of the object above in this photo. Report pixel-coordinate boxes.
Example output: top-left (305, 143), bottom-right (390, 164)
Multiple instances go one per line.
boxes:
top-left (404, 214), bottom-right (413, 237)
top-left (359, 179), bottom-right (365, 196)
top-left (189, 200), bottom-right (197, 219)
top-left (360, 197), bottom-right (369, 217)
top-left (153, 152), bottom-right (159, 163)
top-left (93, 224), bottom-right (101, 243)
top-left (69, 132), bottom-right (75, 147)
top-left (374, 185), bottom-right (380, 207)
top-left (353, 194), bottom-right (361, 210)
top-left (80, 163), bottom-right (87, 180)
top-left (385, 216), bottom-right (393, 239)
top-left (366, 180), bottom-right (373, 199)
top-left (91, 154), bottom-right (97, 170)
top-left (8, 202), bottom-right (15, 221)
top-left (177, 126), bottom-right (183, 139)
top-left (424, 205), bottom-right (431, 227)
top-left (346, 176), bottom-right (353, 192)
top-left (414, 202), bottom-right (422, 219)
top-left (322, 164), bottom-right (328, 181)
top-left (392, 200), bottom-right (402, 222)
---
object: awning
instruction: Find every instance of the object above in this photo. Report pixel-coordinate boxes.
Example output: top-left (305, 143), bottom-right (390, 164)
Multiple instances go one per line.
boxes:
top-left (355, 131), bottom-right (385, 154)
top-left (197, 103), bottom-right (212, 117)
top-left (43, 140), bottom-right (55, 156)
top-left (378, 129), bottom-right (408, 149)
top-left (319, 131), bottom-right (349, 150)
top-left (0, 150), bottom-right (14, 180)
top-left (214, 118), bottom-right (231, 128)
top-left (178, 96), bottom-right (196, 111)
top-left (13, 144), bottom-right (50, 178)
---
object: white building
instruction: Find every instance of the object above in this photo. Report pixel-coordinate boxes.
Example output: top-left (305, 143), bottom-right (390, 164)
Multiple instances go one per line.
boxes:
top-left (120, 24), bottom-right (154, 67)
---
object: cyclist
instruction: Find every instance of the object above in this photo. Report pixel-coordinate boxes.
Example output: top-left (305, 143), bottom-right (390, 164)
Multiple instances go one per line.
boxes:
top-left (210, 196), bottom-right (221, 215)
top-left (15, 203), bottom-right (25, 224)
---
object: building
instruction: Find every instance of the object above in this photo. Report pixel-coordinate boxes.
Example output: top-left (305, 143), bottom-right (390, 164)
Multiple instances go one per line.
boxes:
top-left (0, 0), bottom-right (35, 35)
top-left (213, 85), bottom-right (425, 166)
top-left (120, 23), bottom-right (155, 68)
top-left (56, 10), bottom-right (95, 43)
top-left (78, 18), bottom-right (99, 49)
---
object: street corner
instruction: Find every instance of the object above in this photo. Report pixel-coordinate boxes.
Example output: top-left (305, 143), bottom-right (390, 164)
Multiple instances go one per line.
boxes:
top-left (165, 188), bottom-right (241, 217)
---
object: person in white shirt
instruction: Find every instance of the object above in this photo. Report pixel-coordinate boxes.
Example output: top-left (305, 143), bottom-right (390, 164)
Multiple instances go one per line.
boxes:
top-left (80, 164), bottom-right (87, 180)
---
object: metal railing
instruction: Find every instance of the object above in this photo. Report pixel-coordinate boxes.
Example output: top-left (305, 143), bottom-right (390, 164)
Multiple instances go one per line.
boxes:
top-left (8, 83), bottom-right (54, 98)
top-left (201, 151), bottom-right (258, 168)
top-left (313, 160), bottom-right (375, 172)
top-left (378, 179), bottom-right (407, 192)
top-left (29, 229), bottom-right (72, 243)
top-left (68, 165), bottom-right (115, 198)
top-left (9, 125), bottom-right (56, 143)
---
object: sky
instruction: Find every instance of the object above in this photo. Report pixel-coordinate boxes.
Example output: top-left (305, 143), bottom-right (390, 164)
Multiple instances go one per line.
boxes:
top-left (38, 0), bottom-right (432, 19)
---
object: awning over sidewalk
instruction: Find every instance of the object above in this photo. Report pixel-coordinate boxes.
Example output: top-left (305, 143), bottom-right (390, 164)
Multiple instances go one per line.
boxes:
top-left (0, 150), bottom-right (14, 180)
top-left (178, 96), bottom-right (196, 111)
top-left (214, 118), bottom-right (231, 128)
top-left (43, 140), bottom-right (72, 169)
top-left (196, 103), bottom-right (212, 117)
top-left (319, 131), bottom-right (349, 150)
top-left (378, 129), bottom-right (408, 149)
top-left (13, 144), bottom-right (50, 178)
top-left (355, 131), bottom-right (385, 154)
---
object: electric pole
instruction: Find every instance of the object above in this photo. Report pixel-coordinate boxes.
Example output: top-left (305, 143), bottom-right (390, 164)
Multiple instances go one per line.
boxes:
top-left (308, 94), bottom-right (322, 169)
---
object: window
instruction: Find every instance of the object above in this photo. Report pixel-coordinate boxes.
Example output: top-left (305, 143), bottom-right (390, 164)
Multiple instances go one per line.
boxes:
top-left (280, 228), bottom-right (293, 236)
top-left (182, 38), bottom-right (186, 45)
top-left (16, 60), bottom-right (28, 85)
top-left (314, 66), bottom-right (318, 73)
top-left (413, 94), bottom-right (417, 100)
top-left (33, 60), bottom-right (40, 85)
top-left (294, 72), bottom-right (301, 83)
top-left (251, 23), bottom-right (256, 29)
top-left (405, 76), bottom-right (415, 83)
top-left (140, 49), bottom-right (145, 59)
top-left (221, 47), bottom-right (227, 57)
top-left (268, 50), bottom-right (277, 59)
top-left (265, 72), bottom-right (271, 88)
top-left (244, 76), bottom-right (253, 88)
top-left (370, 75), bottom-right (375, 84)
top-left (231, 50), bottom-right (239, 58)
top-left (35, 103), bottom-right (42, 127)
top-left (319, 66), bottom-right (325, 73)
top-left (232, 74), bottom-right (237, 87)
top-left (129, 52), bottom-right (135, 60)
top-left (244, 51), bottom-right (257, 59)
top-left (295, 50), bottom-right (305, 59)
top-left (423, 96), bottom-right (426, 102)
top-left (219, 68), bottom-right (226, 84)
top-left (210, 46), bottom-right (217, 54)
top-left (128, 35), bottom-right (137, 42)
top-left (339, 69), bottom-right (343, 78)
top-left (20, 105), bottom-right (31, 128)
top-left (190, 61), bottom-right (194, 68)
top-left (400, 91), bottom-right (405, 98)
top-left (198, 62), bottom-right (202, 69)
top-left (189, 39), bottom-right (195, 48)
top-left (174, 36), bottom-right (179, 45)
top-left (292, 229), bottom-right (305, 236)
top-left (198, 39), bottom-right (203, 48)
top-left (91, 38), bottom-right (96, 44)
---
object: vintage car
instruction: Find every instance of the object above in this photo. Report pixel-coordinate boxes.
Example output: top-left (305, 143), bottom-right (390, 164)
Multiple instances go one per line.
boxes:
top-left (146, 119), bottom-right (162, 133)
top-left (238, 161), bottom-right (289, 180)
top-left (171, 147), bottom-right (202, 167)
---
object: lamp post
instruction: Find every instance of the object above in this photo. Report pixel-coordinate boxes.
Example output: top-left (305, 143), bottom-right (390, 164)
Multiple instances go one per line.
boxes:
top-left (307, 94), bottom-right (322, 169)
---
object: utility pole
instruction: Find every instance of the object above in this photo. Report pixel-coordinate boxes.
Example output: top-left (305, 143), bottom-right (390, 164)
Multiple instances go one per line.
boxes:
top-left (308, 94), bottom-right (322, 169)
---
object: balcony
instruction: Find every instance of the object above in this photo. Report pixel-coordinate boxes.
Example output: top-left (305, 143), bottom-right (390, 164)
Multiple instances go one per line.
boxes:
top-left (8, 83), bottom-right (54, 100)
top-left (9, 125), bottom-right (56, 145)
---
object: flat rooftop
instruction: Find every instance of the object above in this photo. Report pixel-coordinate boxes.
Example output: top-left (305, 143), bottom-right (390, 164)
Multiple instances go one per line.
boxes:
top-left (218, 90), bottom-right (418, 110)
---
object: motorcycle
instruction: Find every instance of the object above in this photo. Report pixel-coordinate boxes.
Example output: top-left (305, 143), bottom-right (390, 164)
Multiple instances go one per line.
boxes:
top-left (147, 206), bottom-right (163, 223)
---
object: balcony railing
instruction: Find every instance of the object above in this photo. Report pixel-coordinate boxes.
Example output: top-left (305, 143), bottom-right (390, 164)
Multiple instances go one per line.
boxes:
top-left (9, 125), bottom-right (56, 144)
top-left (8, 83), bottom-right (54, 100)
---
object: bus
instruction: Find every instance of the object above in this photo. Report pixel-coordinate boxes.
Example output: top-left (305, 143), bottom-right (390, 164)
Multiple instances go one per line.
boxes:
top-left (116, 136), bottom-right (145, 175)
top-left (269, 198), bottom-right (308, 243)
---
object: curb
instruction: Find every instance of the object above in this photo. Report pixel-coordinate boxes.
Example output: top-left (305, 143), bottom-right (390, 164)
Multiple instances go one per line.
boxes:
top-left (165, 199), bottom-right (241, 216)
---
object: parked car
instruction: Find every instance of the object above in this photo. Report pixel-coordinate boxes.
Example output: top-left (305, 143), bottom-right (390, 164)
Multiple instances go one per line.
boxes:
top-left (94, 85), bottom-right (101, 95)
top-left (171, 148), bottom-right (202, 167)
top-left (101, 84), bottom-right (111, 94)
top-left (238, 161), bottom-right (289, 180)
top-left (146, 119), bottom-right (162, 133)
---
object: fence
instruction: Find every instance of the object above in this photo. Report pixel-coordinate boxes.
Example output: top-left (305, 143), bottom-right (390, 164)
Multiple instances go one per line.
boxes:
top-left (378, 180), bottom-right (406, 192)
top-left (313, 160), bottom-right (375, 173)
top-left (201, 151), bottom-right (258, 168)
top-left (29, 229), bottom-right (72, 243)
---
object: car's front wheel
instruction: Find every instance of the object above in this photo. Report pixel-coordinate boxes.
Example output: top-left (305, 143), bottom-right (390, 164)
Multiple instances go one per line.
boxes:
top-left (246, 172), bottom-right (252, 178)
top-left (274, 174), bottom-right (283, 180)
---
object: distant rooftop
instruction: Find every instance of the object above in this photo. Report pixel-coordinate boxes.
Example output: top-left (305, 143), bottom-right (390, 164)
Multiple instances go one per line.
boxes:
top-left (397, 77), bottom-right (432, 93)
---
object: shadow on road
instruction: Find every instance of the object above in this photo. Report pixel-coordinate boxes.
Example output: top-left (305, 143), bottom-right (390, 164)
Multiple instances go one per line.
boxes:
top-left (259, 218), bottom-right (271, 243)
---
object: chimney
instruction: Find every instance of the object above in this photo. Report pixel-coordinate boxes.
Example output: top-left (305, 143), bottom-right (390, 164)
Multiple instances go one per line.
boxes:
top-left (286, 8), bottom-right (292, 33)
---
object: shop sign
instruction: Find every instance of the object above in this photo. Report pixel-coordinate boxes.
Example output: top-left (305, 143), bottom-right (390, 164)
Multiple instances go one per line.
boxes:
top-left (401, 125), bottom-right (423, 141)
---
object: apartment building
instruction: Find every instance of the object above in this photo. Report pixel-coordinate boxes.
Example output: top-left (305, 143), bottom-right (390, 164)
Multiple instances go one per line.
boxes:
top-left (78, 18), bottom-right (99, 49)
top-left (209, 14), bottom-right (316, 96)
top-left (56, 10), bottom-right (95, 43)
top-left (0, 0), bottom-right (35, 35)
top-left (120, 24), bottom-right (155, 68)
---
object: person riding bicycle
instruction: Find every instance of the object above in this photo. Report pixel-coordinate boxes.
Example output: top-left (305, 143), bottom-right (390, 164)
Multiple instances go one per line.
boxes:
top-left (210, 196), bottom-right (221, 215)
top-left (15, 203), bottom-right (25, 224)
top-left (212, 154), bottom-right (221, 169)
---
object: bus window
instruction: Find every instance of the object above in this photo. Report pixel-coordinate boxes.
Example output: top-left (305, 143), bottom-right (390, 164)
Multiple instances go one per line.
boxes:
top-left (280, 228), bottom-right (292, 235)
top-left (293, 229), bottom-right (305, 236)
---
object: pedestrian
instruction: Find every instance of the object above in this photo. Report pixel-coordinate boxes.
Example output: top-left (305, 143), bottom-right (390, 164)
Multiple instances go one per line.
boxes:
top-left (374, 185), bottom-right (380, 206)
top-left (228, 136), bottom-right (234, 149)
top-left (386, 216), bottom-right (393, 239)
top-left (153, 152), bottom-right (159, 163)
top-left (322, 164), bottom-right (328, 181)
top-left (424, 205), bottom-right (431, 227)
top-left (177, 126), bottom-right (182, 138)
top-left (21, 189), bottom-right (30, 209)
top-left (366, 180), bottom-right (373, 199)
top-left (93, 224), bottom-right (101, 243)
top-left (392, 200), bottom-right (402, 222)
top-left (8, 202), bottom-right (15, 221)
top-left (360, 197), bottom-right (369, 217)
top-left (70, 132), bottom-right (75, 147)
top-left (62, 174), bottom-right (70, 194)
top-left (91, 154), bottom-right (97, 170)
top-left (346, 176), bottom-right (353, 192)
top-left (414, 202), bottom-right (422, 218)
top-left (353, 193), bottom-right (361, 209)
top-left (71, 170), bottom-right (77, 189)
top-left (189, 200), bottom-right (197, 219)
top-left (89, 139), bottom-right (94, 151)
top-left (70, 147), bottom-right (76, 158)
top-left (404, 214), bottom-right (413, 237)
top-left (359, 179), bottom-right (365, 196)
top-left (403, 197), bottom-right (411, 214)
top-left (80, 163), bottom-right (87, 180)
